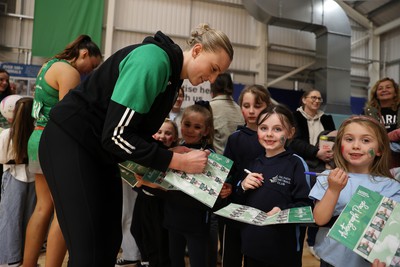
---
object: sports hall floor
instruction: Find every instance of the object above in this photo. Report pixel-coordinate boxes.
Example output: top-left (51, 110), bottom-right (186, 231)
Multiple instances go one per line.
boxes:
top-left (38, 240), bottom-right (320, 267)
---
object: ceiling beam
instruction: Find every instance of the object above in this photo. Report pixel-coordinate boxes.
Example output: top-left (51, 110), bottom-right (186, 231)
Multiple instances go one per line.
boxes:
top-left (374, 17), bottom-right (400, 35)
top-left (267, 61), bottom-right (315, 87)
top-left (335, 0), bottom-right (371, 29)
top-left (366, 0), bottom-right (399, 19)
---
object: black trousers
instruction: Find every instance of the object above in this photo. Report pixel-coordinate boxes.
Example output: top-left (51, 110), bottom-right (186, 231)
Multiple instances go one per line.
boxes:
top-left (131, 193), bottom-right (171, 267)
top-left (221, 222), bottom-right (243, 267)
top-left (168, 228), bottom-right (209, 267)
top-left (40, 120), bottom-right (122, 267)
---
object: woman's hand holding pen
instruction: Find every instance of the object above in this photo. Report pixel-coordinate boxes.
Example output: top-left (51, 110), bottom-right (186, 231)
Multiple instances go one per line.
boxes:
top-left (327, 168), bottom-right (348, 193)
top-left (175, 149), bottom-right (210, 174)
top-left (169, 145), bottom-right (210, 174)
top-left (242, 169), bottom-right (264, 191)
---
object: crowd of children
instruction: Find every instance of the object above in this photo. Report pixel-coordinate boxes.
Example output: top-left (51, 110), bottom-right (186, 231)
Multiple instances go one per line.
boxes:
top-left (124, 80), bottom-right (400, 267)
top-left (1, 36), bottom-right (400, 267)
top-left (127, 76), bottom-right (400, 267)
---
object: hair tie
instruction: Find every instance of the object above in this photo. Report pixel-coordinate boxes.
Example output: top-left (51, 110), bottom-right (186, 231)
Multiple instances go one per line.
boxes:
top-left (194, 100), bottom-right (210, 108)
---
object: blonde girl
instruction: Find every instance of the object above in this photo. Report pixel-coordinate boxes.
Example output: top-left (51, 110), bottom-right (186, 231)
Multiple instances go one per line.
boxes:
top-left (179, 101), bottom-right (214, 148)
top-left (163, 101), bottom-right (215, 267)
top-left (130, 118), bottom-right (179, 266)
top-left (152, 118), bottom-right (179, 148)
top-left (310, 115), bottom-right (400, 267)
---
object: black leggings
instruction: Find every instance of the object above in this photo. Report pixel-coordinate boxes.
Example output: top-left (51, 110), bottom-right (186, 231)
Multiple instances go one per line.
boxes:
top-left (168, 228), bottom-right (209, 267)
top-left (221, 222), bottom-right (243, 267)
top-left (131, 193), bottom-right (171, 267)
top-left (40, 120), bottom-right (123, 266)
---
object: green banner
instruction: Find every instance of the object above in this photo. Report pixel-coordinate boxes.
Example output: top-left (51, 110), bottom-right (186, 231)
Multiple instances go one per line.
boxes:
top-left (32, 0), bottom-right (104, 58)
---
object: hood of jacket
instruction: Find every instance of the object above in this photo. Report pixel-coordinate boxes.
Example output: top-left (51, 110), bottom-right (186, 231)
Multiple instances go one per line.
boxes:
top-left (143, 31), bottom-right (183, 87)
top-left (297, 106), bottom-right (324, 121)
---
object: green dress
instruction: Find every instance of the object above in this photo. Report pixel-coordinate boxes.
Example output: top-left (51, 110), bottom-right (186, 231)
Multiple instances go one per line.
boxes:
top-left (27, 58), bottom-right (70, 173)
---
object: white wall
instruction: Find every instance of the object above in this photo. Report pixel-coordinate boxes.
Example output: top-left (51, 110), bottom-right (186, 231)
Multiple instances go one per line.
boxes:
top-left (1, 0), bottom-right (400, 96)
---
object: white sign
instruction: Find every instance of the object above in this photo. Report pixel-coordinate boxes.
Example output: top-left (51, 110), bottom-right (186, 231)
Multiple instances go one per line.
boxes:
top-left (181, 79), bottom-right (211, 108)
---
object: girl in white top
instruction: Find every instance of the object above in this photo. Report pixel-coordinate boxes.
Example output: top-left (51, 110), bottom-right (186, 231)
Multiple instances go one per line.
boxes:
top-left (0, 97), bottom-right (35, 266)
top-left (310, 115), bottom-right (400, 267)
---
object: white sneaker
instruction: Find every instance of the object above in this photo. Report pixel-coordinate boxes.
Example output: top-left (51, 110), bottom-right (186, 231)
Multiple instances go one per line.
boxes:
top-left (115, 258), bottom-right (139, 267)
top-left (308, 246), bottom-right (320, 260)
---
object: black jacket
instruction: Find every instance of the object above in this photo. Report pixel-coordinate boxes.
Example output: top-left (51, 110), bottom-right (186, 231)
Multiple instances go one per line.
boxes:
top-left (238, 151), bottom-right (312, 266)
top-left (290, 111), bottom-right (335, 160)
top-left (49, 31), bottom-right (183, 172)
top-left (224, 125), bottom-right (265, 187)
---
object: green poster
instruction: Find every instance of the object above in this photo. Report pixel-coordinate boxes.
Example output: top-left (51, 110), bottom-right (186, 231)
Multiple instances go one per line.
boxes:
top-left (329, 186), bottom-right (383, 249)
top-left (119, 153), bottom-right (233, 208)
top-left (214, 204), bottom-right (315, 226)
top-left (32, 0), bottom-right (104, 58)
top-left (328, 186), bottom-right (400, 266)
top-left (141, 153), bottom-right (233, 207)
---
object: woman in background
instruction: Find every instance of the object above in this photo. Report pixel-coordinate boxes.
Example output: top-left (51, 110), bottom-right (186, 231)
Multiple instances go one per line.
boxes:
top-left (364, 77), bottom-right (400, 132)
top-left (24, 35), bottom-right (102, 267)
top-left (289, 89), bottom-right (336, 260)
top-left (0, 69), bottom-right (13, 129)
top-left (364, 77), bottom-right (400, 168)
top-left (209, 72), bottom-right (244, 154)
